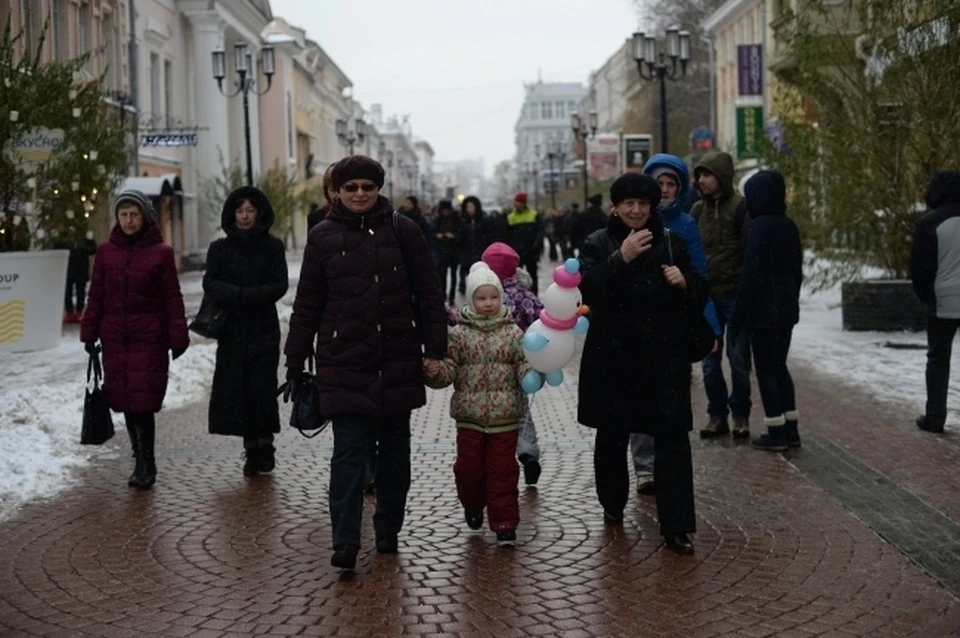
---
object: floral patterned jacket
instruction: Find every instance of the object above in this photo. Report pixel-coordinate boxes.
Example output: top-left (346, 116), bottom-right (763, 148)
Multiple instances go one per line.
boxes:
top-left (426, 306), bottom-right (530, 433)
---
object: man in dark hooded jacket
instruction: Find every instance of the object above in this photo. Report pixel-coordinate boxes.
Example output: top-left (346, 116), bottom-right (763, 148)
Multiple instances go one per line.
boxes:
top-left (910, 170), bottom-right (960, 434)
top-left (691, 151), bottom-right (752, 440)
top-left (569, 194), bottom-right (606, 256)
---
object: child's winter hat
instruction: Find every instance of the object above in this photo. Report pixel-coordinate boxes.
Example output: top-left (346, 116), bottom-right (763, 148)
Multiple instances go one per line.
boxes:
top-left (481, 242), bottom-right (520, 281)
top-left (465, 262), bottom-right (504, 311)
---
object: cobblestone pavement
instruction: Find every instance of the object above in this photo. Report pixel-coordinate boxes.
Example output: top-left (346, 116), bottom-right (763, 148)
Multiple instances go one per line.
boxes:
top-left (2, 263), bottom-right (960, 636)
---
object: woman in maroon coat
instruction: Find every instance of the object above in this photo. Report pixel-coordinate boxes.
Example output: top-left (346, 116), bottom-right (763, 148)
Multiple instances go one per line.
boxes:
top-left (81, 189), bottom-right (189, 490)
top-left (285, 155), bottom-right (447, 570)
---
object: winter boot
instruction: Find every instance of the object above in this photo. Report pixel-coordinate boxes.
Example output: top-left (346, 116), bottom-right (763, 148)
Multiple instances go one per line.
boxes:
top-left (751, 416), bottom-right (789, 451)
top-left (916, 414), bottom-right (945, 434)
top-left (256, 437), bottom-right (276, 473)
top-left (732, 416), bottom-right (750, 439)
top-left (785, 410), bottom-right (801, 448)
top-left (242, 448), bottom-right (259, 477)
top-left (331, 544), bottom-right (359, 570)
top-left (134, 419), bottom-right (156, 489)
top-left (125, 423), bottom-right (139, 487)
top-left (699, 415), bottom-right (730, 438)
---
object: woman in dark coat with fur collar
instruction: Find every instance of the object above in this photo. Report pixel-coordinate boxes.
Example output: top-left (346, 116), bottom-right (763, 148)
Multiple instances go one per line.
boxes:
top-left (577, 172), bottom-right (708, 555)
top-left (203, 186), bottom-right (289, 476)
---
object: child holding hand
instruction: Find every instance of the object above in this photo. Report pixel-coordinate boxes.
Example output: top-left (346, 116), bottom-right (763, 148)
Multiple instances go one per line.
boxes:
top-left (425, 262), bottom-right (531, 547)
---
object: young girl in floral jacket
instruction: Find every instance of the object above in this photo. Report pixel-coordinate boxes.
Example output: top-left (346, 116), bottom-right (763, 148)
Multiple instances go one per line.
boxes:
top-left (425, 262), bottom-right (531, 548)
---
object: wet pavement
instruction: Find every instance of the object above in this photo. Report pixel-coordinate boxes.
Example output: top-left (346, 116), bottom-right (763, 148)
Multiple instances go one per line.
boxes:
top-left (2, 263), bottom-right (960, 637)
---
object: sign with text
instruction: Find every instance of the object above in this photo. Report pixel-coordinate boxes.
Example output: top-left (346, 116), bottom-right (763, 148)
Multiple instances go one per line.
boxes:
top-left (736, 105), bottom-right (765, 159)
top-left (141, 134), bottom-right (199, 147)
top-left (0, 250), bottom-right (69, 352)
top-left (587, 133), bottom-right (621, 181)
top-left (737, 44), bottom-right (764, 97)
top-left (6, 128), bottom-right (65, 165)
top-left (622, 135), bottom-right (653, 173)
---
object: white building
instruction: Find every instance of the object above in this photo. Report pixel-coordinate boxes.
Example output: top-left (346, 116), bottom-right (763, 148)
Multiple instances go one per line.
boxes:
top-left (513, 82), bottom-right (587, 196)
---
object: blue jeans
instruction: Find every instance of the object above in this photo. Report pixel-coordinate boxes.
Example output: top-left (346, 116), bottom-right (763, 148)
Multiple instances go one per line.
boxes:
top-left (701, 297), bottom-right (752, 419)
top-left (330, 413), bottom-right (411, 549)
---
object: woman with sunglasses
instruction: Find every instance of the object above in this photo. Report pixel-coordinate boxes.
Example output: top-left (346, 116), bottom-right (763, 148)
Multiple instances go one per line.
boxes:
top-left (284, 155), bottom-right (448, 571)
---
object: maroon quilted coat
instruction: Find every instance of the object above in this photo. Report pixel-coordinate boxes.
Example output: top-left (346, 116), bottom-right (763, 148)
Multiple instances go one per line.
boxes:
top-left (285, 196), bottom-right (447, 418)
top-left (80, 223), bottom-right (189, 414)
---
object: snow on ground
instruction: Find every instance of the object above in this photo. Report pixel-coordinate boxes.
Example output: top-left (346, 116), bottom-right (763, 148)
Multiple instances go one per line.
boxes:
top-left (0, 253), bottom-right (302, 521)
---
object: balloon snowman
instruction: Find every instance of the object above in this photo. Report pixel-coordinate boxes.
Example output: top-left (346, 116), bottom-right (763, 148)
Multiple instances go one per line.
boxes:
top-left (521, 258), bottom-right (590, 394)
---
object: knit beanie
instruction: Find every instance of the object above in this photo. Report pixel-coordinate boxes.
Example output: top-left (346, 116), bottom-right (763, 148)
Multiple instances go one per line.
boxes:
top-left (465, 262), bottom-right (504, 312)
top-left (481, 242), bottom-right (520, 281)
top-left (112, 189), bottom-right (155, 222)
top-left (587, 193), bottom-right (603, 208)
top-left (609, 172), bottom-right (661, 207)
top-left (331, 155), bottom-right (385, 190)
top-left (514, 192), bottom-right (528, 205)
top-left (650, 166), bottom-right (681, 188)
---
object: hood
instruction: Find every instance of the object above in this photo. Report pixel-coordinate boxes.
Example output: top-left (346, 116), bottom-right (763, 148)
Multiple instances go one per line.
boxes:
top-left (462, 196), bottom-right (485, 219)
top-left (743, 170), bottom-right (787, 218)
top-left (222, 186), bottom-right (275, 237)
top-left (926, 170), bottom-right (960, 209)
top-left (694, 151), bottom-right (736, 199)
top-left (457, 305), bottom-right (512, 331)
top-left (643, 153), bottom-right (690, 213)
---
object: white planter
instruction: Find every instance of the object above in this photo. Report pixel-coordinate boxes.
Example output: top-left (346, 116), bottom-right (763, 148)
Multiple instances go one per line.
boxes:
top-left (0, 250), bottom-right (69, 352)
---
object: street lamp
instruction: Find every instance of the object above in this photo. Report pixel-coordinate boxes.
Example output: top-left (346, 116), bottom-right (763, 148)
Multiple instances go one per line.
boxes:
top-left (632, 28), bottom-right (690, 153)
top-left (336, 117), bottom-right (366, 154)
top-left (385, 150), bottom-right (394, 200)
top-left (545, 140), bottom-right (567, 211)
top-left (571, 111), bottom-right (598, 208)
top-left (212, 42), bottom-right (275, 187)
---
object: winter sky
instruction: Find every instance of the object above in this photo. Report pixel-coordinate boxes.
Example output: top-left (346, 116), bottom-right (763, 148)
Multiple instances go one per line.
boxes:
top-left (266, 0), bottom-right (641, 176)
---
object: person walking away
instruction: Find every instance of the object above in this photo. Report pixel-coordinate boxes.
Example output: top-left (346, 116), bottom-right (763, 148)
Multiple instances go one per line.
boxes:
top-left (506, 193), bottom-right (541, 294)
top-left (80, 190), bottom-right (189, 489)
top-left (60, 229), bottom-right (97, 323)
top-left (692, 151), bottom-right (753, 439)
top-left (629, 153), bottom-right (722, 494)
top-left (569, 194), bottom-right (606, 258)
top-left (425, 262), bottom-right (530, 548)
top-left (558, 204), bottom-right (577, 260)
top-left (577, 172), bottom-right (707, 555)
top-left (204, 186), bottom-right (289, 475)
top-left (433, 199), bottom-right (462, 305)
top-left (283, 155), bottom-right (447, 570)
top-left (910, 170), bottom-right (960, 434)
top-left (482, 241), bottom-right (545, 486)
top-left (727, 171), bottom-right (803, 450)
top-left (457, 197), bottom-right (492, 295)
top-left (400, 195), bottom-right (431, 241)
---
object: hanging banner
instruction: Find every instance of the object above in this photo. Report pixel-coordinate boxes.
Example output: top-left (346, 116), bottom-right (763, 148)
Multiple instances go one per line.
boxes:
top-left (587, 133), bottom-right (620, 181)
top-left (0, 250), bottom-right (69, 352)
top-left (622, 135), bottom-right (653, 173)
top-left (736, 105), bottom-right (765, 159)
top-left (737, 44), bottom-right (764, 97)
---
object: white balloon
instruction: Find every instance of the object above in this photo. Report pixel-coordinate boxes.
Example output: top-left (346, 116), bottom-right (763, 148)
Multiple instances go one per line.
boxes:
top-left (523, 320), bottom-right (576, 373)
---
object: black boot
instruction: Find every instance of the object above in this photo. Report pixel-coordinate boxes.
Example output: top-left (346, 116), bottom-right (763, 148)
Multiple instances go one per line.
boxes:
top-left (256, 439), bottom-right (276, 474)
top-left (134, 418), bottom-right (156, 490)
top-left (785, 410), bottom-right (802, 448)
top-left (125, 422), bottom-right (139, 487)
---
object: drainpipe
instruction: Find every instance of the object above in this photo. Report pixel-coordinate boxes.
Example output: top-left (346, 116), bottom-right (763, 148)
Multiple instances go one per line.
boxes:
top-left (699, 29), bottom-right (716, 134)
top-left (128, 0), bottom-right (139, 174)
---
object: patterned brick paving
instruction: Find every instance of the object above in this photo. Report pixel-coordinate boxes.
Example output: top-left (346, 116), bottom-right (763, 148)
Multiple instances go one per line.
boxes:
top-left (2, 261), bottom-right (960, 636)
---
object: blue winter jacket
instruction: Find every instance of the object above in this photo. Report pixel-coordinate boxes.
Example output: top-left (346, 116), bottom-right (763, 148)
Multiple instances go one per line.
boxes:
top-left (644, 153), bottom-right (721, 336)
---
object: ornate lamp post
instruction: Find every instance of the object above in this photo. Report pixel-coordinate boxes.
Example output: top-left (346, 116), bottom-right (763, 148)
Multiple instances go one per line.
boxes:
top-left (385, 150), bottom-right (394, 200)
top-left (632, 28), bottom-right (691, 153)
top-left (336, 116), bottom-right (366, 155)
top-left (571, 111), bottom-right (598, 208)
top-left (212, 42), bottom-right (275, 187)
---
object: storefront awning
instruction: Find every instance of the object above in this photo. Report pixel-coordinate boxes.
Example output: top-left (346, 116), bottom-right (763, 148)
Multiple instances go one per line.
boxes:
top-left (116, 173), bottom-right (183, 198)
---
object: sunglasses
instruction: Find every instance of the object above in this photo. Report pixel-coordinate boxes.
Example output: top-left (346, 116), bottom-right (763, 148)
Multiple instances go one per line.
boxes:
top-left (341, 183), bottom-right (379, 193)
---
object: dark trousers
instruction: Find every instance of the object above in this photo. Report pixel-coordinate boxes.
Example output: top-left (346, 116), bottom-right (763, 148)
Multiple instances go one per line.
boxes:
top-left (454, 428), bottom-right (520, 532)
top-left (750, 327), bottom-right (796, 420)
top-left (329, 413), bottom-right (411, 548)
top-left (458, 262), bottom-right (469, 294)
top-left (522, 254), bottom-right (539, 295)
top-left (925, 315), bottom-right (960, 421)
top-left (437, 259), bottom-right (458, 302)
top-left (594, 427), bottom-right (696, 535)
top-left (64, 278), bottom-right (87, 313)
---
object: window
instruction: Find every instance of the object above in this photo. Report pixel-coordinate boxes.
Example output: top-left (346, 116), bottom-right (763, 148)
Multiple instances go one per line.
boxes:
top-left (53, 0), bottom-right (69, 61)
top-left (164, 60), bottom-right (173, 128)
top-left (528, 102), bottom-right (538, 120)
top-left (541, 101), bottom-right (552, 119)
top-left (748, 13), bottom-right (755, 41)
top-left (286, 91), bottom-right (294, 159)
top-left (102, 13), bottom-right (115, 89)
top-left (78, 2), bottom-right (91, 68)
top-left (149, 52), bottom-right (161, 123)
top-left (21, 0), bottom-right (42, 58)
top-left (555, 101), bottom-right (565, 119)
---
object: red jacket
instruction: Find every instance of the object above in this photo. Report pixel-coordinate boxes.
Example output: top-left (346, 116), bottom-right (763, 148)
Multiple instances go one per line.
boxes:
top-left (81, 223), bottom-right (189, 414)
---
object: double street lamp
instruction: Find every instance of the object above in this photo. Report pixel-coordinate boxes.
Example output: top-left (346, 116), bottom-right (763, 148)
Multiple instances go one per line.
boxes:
top-left (632, 28), bottom-right (691, 154)
top-left (336, 117), bottom-right (366, 155)
top-left (212, 42), bottom-right (275, 187)
top-left (571, 111), bottom-right (598, 208)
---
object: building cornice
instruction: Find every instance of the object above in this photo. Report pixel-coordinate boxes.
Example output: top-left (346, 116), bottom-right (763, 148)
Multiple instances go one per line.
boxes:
top-left (703, 0), bottom-right (763, 33)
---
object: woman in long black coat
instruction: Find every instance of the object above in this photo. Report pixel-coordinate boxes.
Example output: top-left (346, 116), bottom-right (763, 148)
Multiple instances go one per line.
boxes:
top-left (203, 186), bottom-right (289, 476)
top-left (577, 172), bottom-right (708, 555)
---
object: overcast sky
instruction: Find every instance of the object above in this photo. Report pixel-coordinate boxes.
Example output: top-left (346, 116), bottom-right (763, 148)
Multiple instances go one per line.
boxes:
top-left (267, 0), bottom-right (640, 177)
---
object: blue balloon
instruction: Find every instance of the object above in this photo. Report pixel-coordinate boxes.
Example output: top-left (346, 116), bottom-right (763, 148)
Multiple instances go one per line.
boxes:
top-left (523, 331), bottom-right (549, 352)
top-left (565, 258), bottom-right (581, 274)
top-left (545, 370), bottom-right (564, 386)
top-left (573, 316), bottom-right (590, 335)
top-left (521, 370), bottom-right (543, 394)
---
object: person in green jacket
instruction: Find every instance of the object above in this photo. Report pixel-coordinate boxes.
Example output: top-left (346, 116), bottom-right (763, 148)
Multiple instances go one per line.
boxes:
top-left (691, 151), bottom-right (753, 440)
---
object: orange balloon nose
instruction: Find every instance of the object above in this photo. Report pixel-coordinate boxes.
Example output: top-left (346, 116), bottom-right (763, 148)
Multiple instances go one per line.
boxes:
top-left (578, 304), bottom-right (590, 315)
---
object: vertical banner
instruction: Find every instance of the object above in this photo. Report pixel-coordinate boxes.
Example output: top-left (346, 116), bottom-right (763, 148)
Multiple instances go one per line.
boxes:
top-left (0, 250), bottom-right (69, 352)
top-left (736, 105), bottom-right (765, 158)
top-left (587, 133), bottom-right (621, 181)
top-left (737, 44), bottom-right (764, 97)
top-left (622, 135), bottom-right (653, 173)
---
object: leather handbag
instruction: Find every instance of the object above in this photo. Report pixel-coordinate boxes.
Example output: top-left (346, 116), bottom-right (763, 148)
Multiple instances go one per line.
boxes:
top-left (665, 229), bottom-right (716, 363)
top-left (277, 358), bottom-right (329, 438)
top-left (80, 350), bottom-right (115, 445)
top-left (188, 295), bottom-right (227, 339)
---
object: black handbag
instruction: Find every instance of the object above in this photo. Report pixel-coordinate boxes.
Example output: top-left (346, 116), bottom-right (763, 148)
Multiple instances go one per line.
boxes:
top-left (277, 359), bottom-right (329, 438)
top-left (665, 229), bottom-right (717, 363)
top-left (189, 295), bottom-right (227, 339)
top-left (80, 350), bottom-right (115, 445)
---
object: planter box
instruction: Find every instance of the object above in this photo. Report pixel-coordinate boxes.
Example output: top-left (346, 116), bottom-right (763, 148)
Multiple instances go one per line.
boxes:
top-left (841, 279), bottom-right (927, 332)
top-left (0, 250), bottom-right (69, 352)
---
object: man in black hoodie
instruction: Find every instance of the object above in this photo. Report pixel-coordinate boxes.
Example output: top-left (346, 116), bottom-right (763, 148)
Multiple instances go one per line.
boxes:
top-left (910, 170), bottom-right (960, 433)
top-left (569, 194), bottom-right (606, 257)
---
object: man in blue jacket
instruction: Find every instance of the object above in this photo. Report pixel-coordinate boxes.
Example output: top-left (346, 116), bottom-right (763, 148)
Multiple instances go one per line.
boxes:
top-left (910, 170), bottom-right (960, 434)
top-left (629, 154), bottom-right (721, 494)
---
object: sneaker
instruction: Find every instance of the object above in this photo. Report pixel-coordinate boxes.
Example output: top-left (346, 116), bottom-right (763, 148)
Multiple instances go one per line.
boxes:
top-left (732, 416), bottom-right (750, 439)
top-left (464, 510), bottom-right (483, 530)
top-left (375, 534), bottom-right (398, 554)
top-left (496, 530), bottom-right (517, 548)
top-left (917, 414), bottom-right (945, 434)
top-left (603, 510), bottom-right (624, 525)
top-left (700, 416), bottom-right (730, 438)
top-left (257, 445), bottom-right (276, 473)
top-left (331, 544), bottom-right (359, 569)
top-left (522, 458), bottom-right (541, 486)
top-left (242, 449), bottom-right (259, 477)
top-left (636, 475), bottom-right (655, 495)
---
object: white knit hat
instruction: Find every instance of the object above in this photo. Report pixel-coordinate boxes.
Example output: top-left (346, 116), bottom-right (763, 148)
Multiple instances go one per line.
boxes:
top-left (465, 262), bottom-right (504, 312)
